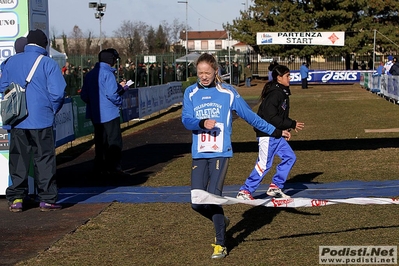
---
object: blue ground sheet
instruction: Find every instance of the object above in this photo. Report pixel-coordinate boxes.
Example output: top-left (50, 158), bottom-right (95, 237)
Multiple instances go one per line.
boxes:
top-left (57, 180), bottom-right (399, 204)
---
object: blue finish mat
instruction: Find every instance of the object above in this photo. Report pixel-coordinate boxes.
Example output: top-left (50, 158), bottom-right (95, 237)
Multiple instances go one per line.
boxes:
top-left (57, 180), bottom-right (399, 204)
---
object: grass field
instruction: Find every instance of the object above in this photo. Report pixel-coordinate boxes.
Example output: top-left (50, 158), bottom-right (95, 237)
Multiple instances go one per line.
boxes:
top-left (18, 81), bottom-right (399, 266)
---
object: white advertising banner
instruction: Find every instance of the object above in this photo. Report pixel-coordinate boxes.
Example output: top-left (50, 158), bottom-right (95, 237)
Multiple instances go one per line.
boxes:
top-left (257, 31), bottom-right (345, 46)
top-left (0, 0), bottom-right (29, 64)
top-left (138, 82), bottom-right (183, 118)
top-left (54, 99), bottom-right (75, 147)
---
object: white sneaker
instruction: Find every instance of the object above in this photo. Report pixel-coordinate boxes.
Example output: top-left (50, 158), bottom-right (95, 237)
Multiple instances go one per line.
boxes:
top-left (266, 187), bottom-right (291, 198)
top-left (236, 190), bottom-right (254, 200)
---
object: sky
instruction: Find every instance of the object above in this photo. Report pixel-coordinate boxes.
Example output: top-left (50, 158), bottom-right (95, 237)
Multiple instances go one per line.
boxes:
top-left (48, 0), bottom-right (249, 37)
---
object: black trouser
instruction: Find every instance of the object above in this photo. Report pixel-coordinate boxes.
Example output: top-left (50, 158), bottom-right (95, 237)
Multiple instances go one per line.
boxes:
top-left (302, 78), bottom-right (308, 89)
top-left (191, 157), bottom-right (229, 246)
top-left (93, 117), bottom-right (123, 173)
top-left (6, 127), bottom-right (58, 203)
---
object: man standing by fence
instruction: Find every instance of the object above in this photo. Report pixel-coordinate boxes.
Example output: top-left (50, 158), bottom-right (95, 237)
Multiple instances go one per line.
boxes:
top-left (80, 48), bottom-right (126, 178)
top-left (244, 63), bottom-right (253, 87)
top-left (300, 62), bottom-right (309, 89)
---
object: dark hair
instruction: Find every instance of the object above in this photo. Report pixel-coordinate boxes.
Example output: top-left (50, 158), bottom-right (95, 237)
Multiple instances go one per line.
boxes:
top-left (260, 65), bottom-right (290, 99)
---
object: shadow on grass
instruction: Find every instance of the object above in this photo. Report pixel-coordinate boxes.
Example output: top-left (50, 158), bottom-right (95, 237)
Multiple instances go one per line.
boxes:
top-left (56, 142), bottom-right (191, 188)
top-left (226, 206), bottom-right (319, 252)
top-left (255, 172), bottom-right (323, 199)
top-left (249, 224), bottom-right (399, 242)
top-left (226, 171), bottom-right (322, 253)
top-left (233, 137), bottom-right (399, 152)
top-left (56, 136), bottom-right (399, 188)
top-left (55, 105), bottom-right (187, 189)
top-left (56, 105), bottom-right (183, 167)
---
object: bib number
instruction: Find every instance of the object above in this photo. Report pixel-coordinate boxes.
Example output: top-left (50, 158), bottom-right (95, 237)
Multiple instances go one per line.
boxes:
top-left (197, 122), bottom-right (224, 153)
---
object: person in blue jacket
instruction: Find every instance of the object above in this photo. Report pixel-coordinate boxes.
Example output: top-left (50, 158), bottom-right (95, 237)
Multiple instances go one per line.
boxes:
top-left (81, 48), bottom-right (126, 177)
top-left (300, 62), bottom-right (309, 89)
top-left (182, 53), bottom-right (290, 259)
top-left (0, 37), bottom-right (28, 79)
top-left (0, 29), bottom-right (66, 212)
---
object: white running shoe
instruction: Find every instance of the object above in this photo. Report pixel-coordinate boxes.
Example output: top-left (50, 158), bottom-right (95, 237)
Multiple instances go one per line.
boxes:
top-left (266, 187), bottom-right (291, 198)
top-left (236, 190), bottom-right (254, 200)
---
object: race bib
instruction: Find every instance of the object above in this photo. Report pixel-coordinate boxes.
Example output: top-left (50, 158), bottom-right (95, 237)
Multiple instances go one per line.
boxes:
top-left (197, 122), bottom-right (224, 153)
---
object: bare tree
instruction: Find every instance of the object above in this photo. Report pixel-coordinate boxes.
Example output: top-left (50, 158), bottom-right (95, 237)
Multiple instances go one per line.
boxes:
top-left (85, 31), bottom-right (93, 55)
top-left (160, 20), bottom-right (171, 43)
top-left (69, 25), bottom-right (84, 55)
top-left (159, 18), bottom-right (188, 46)
top-left (112, 20), bottom-right (135, 56)
top-left (170, 18), bottom-right (188, 44)
top-left (113, 20), bottom-right (150, 57)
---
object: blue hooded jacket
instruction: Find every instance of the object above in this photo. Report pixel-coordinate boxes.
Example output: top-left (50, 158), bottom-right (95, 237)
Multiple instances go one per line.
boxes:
top-left (80, 62), bottom-right (122, 123)
top-left (0, 44), bottom-right (66, 129)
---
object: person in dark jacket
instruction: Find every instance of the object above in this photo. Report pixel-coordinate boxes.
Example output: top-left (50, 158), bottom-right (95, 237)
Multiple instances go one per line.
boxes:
top-left (389, 57), bottom-right (399, 76)
top-left (0, 37), bottom-right (27, 78)
top-left (353, 60), bottom-right (359, 70)
top-left (81, 48), bottom-right (126, 176)
top-left (1, 29), bottom-right (66, 212)
top-left (232, 62), bottom-right (239, 86)
top-left (237, 65), bottom-right (304, 200)
top-left (268, 60), bottom-right (278, 71)
top-left (243, 63), bottom-right (253, 87)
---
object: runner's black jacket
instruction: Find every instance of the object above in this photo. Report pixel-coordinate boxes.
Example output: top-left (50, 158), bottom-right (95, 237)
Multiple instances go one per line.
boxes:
top-left (254, 82), bottom-right (297, 137)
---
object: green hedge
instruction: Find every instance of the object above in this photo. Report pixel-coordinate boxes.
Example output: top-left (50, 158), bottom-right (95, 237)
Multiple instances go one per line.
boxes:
top-left (182, 76), bottom-right (198, 92)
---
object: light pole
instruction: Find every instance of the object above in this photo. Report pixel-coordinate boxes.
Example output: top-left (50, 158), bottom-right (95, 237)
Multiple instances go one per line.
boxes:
top-left (227, 31), bottom-right (232, 85)
top-left (178, 1), bottom-right (188, 80)
top-left (89, 1), bottom-right (107, 51)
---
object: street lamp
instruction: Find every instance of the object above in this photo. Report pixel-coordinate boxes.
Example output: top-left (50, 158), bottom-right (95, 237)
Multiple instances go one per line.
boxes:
top-left (178, 1), bottom-right (188, 80)
top-left (89, 1), bottom-right (107, 51)
top-left (227, 31), bottom-right (232, 85)
top-left (242, 0), bottom-right (249, 13)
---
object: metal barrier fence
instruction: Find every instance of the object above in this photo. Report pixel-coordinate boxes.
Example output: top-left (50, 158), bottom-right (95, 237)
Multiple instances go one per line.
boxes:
top-left (63, 54), bottom-right (188, 96)
top-left (61, 52), bottom-right (386, 97)
top-left (360, 73), bottom-right (399, 103)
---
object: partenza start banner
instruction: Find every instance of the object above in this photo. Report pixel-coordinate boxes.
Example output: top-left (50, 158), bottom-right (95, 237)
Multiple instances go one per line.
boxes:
top-left (257, 32), bottom-right (345, 46)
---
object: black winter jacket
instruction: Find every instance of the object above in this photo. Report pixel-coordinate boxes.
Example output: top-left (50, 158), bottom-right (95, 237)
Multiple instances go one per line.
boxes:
top-left (389, 62), bottom-right (399, 76)
top-left (254, 82), bottom-right (296, 137)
